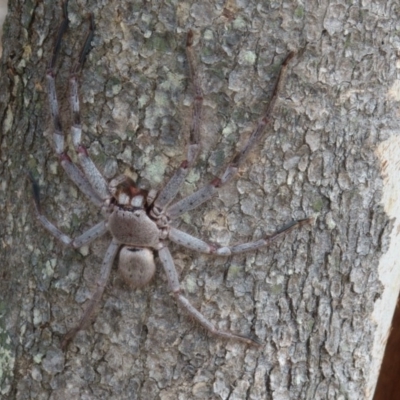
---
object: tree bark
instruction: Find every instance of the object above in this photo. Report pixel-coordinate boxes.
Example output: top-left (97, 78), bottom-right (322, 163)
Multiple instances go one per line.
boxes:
top-left (1, 0), bottom-right (399, 399)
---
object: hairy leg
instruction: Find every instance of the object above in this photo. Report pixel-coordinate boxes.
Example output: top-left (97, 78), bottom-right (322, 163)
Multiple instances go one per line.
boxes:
top-left (29, 173), bottom-right (108, 248)
top-left (68, 14), bottom-right (111, 200)
top-left (151, 31), bottom-right (203, 215)
top-left (61, 239), bottom-right (120, 350)
top-left (168, 218), bottom-right (310, 255)
top-left (158, 245), bottom-right (260, 346)
top-left (166, 52), bottom-right (295, 220)
top-left (46, 1), bottom-right (103, 206)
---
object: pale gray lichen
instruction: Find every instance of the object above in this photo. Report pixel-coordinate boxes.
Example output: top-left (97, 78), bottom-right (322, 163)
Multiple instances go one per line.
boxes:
top-left (0, 326), bottom-right (14, 396)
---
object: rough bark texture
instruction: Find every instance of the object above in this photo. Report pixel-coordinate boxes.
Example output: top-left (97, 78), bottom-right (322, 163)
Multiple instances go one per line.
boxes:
top-left (0, 0), bottom-right (399, 399)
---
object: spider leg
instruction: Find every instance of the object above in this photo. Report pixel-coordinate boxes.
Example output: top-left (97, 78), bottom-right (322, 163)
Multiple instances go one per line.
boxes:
top-left (151, 31), bottom-right (202, 214)
top-left (158, 245), bottom-right (260, 346)
top-left (68, 15), bottom-right (111, 200)
top-left (61, 239), bottom-right (120, 350)
top-left (46, 2), bottom-right (103, 207)
top-left (40, 217), bottom-right (107, 249)
top-left (61, 155), bottom-right (103, 207)
top-left (29, 173), bottom-right (108, 248)
top-left (166, 52), bottom-right (295, 220)
top-left (168, 219), bottom-right (310, 255)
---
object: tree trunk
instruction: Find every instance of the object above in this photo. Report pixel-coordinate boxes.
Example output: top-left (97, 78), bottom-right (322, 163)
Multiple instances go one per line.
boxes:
top-left (1, 1), bottom-right (398, 399)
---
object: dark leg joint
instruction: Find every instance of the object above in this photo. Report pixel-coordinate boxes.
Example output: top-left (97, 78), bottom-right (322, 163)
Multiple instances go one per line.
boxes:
top-left (211, 177), bottom-right (222, 188)
top-left (180, 160), bottom-right (189, 169)
top-left (49, 0), bottom-right (70, 70)
top-left (75, 13), bottom-right (95, 73)
top-left (186, 30), bottom-right (194, 46)
top-left (173, 289), bottom-right (181, 297)
top-left (72, 112), bottom-right (81, 126)
top-left (208, 244), bottom-right (217, 254)
top-left (272, 218), bottom-right (311, 236)
top-left (27, 171), bottom-right (41, 212)
top-left (283, 51), bottom-right (295, 66)
top-left (77, 145), bottom-right (89, 156)
top-left (59, 152), bottom-right (72, 162)
top-left (61, 327), bottom-right (79, 351)
top-left (231, 153), bottom-right (241, 166)
top-left (54, 116), bottom-right (63, 133)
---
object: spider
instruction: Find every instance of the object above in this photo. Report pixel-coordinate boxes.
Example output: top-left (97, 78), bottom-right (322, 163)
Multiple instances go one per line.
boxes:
top-left (30, 1), bottom-right (310, 350)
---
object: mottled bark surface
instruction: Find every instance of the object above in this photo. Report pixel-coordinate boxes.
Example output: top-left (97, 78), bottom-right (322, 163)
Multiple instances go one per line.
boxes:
top-left (1, 0), bottom-right (399, 399)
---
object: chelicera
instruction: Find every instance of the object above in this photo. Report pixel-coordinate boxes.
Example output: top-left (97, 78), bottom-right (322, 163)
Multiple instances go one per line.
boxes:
top-left (31, 1), bottom-right (309, 350)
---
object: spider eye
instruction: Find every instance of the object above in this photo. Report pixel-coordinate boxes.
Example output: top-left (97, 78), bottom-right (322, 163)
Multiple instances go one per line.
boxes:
top-left (131, 194), bottom-right (145, 207)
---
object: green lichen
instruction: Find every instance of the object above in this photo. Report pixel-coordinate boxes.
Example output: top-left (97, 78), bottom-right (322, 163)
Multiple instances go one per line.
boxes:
top-left (268, 283), bottom-right (284, 295)
top-left (184, 275), bottom-right (198, 294)
top-left (213, 149), bottom-right (225, 169)
top-left (106, 76), bottom-right (122, 97)
top-left (91, 149), bottom-right (109, 167)
top-left (27, 157), bottom-right (38, 171)
top-left (241, 51), bottom-right (256, 66)
top-left (294, 6), bottom-right (305, 19)
top-left (232, 16), bottom-right (248, 30)
top-left (70, 213), bottom-right (82, 232)
top-left (312, 198), bottom-right (324, 212)
top-left (143, 156), bottom-right (168, 184)
top-left (148, 34), bottom-right (173, 53)
top-left (227, 264), bottom-right (242, 279)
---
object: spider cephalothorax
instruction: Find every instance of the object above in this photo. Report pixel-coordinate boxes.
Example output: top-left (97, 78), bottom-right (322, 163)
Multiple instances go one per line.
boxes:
top-left (106, 176), bottom-right (160, 288)
top-left (31, 1), bottom-right (309, 350)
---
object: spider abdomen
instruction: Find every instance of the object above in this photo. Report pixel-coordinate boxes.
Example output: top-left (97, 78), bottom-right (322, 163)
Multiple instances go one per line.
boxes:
top-left (108, 207), bottom-right (160, 247)
top-left (118, 247), bottom-right (156, 288)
